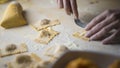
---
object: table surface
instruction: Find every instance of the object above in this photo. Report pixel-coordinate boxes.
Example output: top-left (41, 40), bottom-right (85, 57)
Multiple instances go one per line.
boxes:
top-left (0, 0), bottom-right (120, 68)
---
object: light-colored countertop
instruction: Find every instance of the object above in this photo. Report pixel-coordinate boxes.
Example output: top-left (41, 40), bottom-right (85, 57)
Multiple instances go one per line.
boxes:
top-left (0, 0), bottom-right (120, 68)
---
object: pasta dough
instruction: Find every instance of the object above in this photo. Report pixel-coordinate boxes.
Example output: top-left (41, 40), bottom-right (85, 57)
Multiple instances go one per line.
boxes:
top-left (0, 1), bottom-right (27, 29)
top-left (66, 58), bottom-right (98, 68)
top-left (0, 0), bottom-right (8, 4)
top-left (35, 28), bottom-right (59, 44)
top-left (31, 19), bottom-right (60, 31)
top-left (73, 29), bottom-right (89, 41)
top-left (45, 45), bottom-right (69, 58)
top-left (44, 45), bottom-right (69, 62)
top-left (0, 43), bottom-right (28, 57)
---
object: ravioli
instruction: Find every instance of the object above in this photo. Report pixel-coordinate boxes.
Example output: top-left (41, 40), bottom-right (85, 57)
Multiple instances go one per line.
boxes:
top-left (31, 19), bottom-right (60, 31)
top-left (35, 28), bottom-right (59, 44)
top-left (73, 29), bottom-right (89, 41)
top-left (0, 43), bottom-right (28, 57)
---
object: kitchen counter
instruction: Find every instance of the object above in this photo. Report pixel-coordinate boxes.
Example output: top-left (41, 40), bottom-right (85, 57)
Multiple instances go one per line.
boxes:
top-left (0, 0), bottom-right (120, 68)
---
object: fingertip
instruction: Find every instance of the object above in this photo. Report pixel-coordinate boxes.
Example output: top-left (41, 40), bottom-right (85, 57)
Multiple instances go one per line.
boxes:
top-left (73, 9), bottom-right (79, 19)
top-left (85, 32), bottom-right (88, 37)
top-left (102, 41), bottom-right (109, 45)
top-left (102, 39), bottom-right (112, 45)
top-left (90, 36), bottom-right (96, 41)
top-left (85, 31), bottom-right (92, 38)
top-left (85, 26), bottom-right (89, 31)
top-left (65, 8), bottom-right (72, 15)
top-left (74, 14), bottom-right (79, 19)
top-left (59, 5), bottom-right (63, 8)
top-left (85, 24), bottom-right (91, 31)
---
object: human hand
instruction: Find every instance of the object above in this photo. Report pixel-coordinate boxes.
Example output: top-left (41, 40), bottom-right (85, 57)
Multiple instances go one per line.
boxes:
top-left (85, 9), bottom-right (120, 44)
top-left (56, 0), bottom-right (79, 19)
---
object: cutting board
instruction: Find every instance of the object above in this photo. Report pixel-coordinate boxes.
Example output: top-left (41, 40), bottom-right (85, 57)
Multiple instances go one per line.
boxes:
top-left (0, 0), bottom-right (120, 68)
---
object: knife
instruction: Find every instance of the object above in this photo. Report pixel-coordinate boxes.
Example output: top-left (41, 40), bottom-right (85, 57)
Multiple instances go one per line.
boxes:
top-left (74, 19), bottom-right (87, 28)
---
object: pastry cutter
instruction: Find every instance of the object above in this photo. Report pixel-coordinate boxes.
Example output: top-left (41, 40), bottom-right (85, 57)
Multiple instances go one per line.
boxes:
top-left (74, 19), bottom-right (87, 28)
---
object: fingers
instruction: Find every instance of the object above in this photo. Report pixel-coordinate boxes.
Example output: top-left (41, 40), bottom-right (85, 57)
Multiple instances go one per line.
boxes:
top-left (57, 0), bottom-right (64, 8)
top-left (85, 10), bottom-right (110, 31)
top-left (63, 0), bottom-right (72, 15)
top-left (86, 14), bottom-right (117, 38)
top-left (84, 9), bottom-right (120, 44)
top-left (90, 20), bottom-right (120, 40)
top-left (103, 28), bottom-right (120, 44)
top-left (57, 0), bottom-right (79, 19)
top-left (70, 0), bottom-right (79, 19)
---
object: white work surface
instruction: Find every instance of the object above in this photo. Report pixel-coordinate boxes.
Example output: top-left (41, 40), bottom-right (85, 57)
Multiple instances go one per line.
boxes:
top-left (0, 0), bottom-right (120, 68)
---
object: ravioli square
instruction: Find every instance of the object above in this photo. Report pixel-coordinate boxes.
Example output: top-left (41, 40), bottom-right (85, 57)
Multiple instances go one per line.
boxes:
top-left (35, 28), bottom-right (59, 44)
top-left (0, 43), bottom-right (28, 57)
top-left (73, 29), bottom-right (89, 41)
top-left (31, 19), bottom-right (60, 31)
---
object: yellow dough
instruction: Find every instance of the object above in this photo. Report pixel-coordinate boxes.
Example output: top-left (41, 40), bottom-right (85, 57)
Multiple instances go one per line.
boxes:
top-left (31, 19), bottom-right (60, 31)
top-left (66, 58), bottom-right (98, 68)
top-left (7, 53), bottom-right (42, 68)
top-left (0, 0), bottom-right (8, 4)
top-left (0, 1), bottom-right (27, 29)
top-left (0, 43), bottom-right (28, 57)
top-left (108, 60), bottom-right (120, 68)
top-left (73, 29), bottom-right (89, 41)
top-left (35, 28), bottom-right (59, 44)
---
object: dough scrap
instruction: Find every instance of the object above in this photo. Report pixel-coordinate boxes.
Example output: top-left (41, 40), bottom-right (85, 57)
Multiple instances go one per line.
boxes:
top-left (44, 45), bottom-right (69, 62)
top-left (0, 1), bottom-right (27, 29)
top-left (31, 19), bottom-right (60, 31)
top-left (0, 43), bottom-right (28, 57)
top-left (35, 28), bottom-right (59, 44)
top-left (45, 45), bottom-right (68, 57)
top-left (73, 29), bottom-right (89, 41)
top-left (7, 53), bottom-right (42, 68)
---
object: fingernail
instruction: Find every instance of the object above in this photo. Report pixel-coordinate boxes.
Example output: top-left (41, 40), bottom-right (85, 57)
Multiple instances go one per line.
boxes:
top-left (74, 16), bottom-right (78, 19)
top-left (102, 40), bottom-right (110, 45)
top-left (73, 14), bottom-right (79, 19)
top-left (67, 11), bottom-right (71, 15)
top-left (102, 41), bottom-right (109, 45)
top-left (85, 26), bottom-right (88, 31)
top-left (90, 36), bottom-right (95, 40)
top-left (85, 31), bottom-right (91, 37)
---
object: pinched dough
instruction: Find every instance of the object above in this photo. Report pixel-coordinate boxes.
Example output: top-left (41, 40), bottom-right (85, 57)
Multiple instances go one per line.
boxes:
top-left (31, 19), bottom-right (60, 31)
top-left (35, 28), bottom-right (59, 44)
top-left (0, 43), bottom-right (28, 57)
top-left (73, 29), bottom-right (89, 41)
